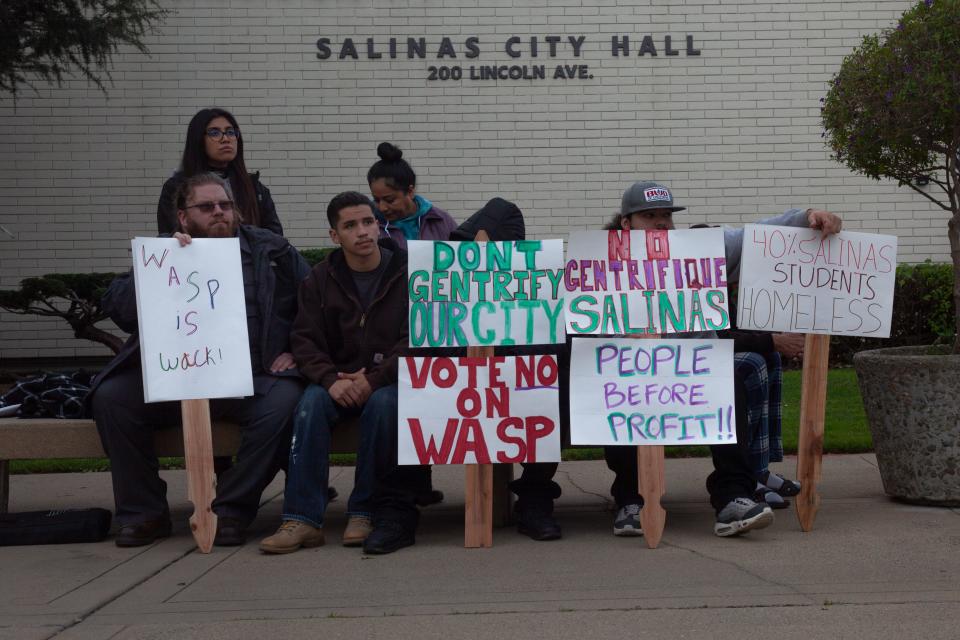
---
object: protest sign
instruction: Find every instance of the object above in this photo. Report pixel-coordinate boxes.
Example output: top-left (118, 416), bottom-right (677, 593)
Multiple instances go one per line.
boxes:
top-left (407, 239), bottom-right (565, 347)
top-left (736, 225), bottom-right (898, 337)
top-left (131, 237), bottom-right (253, 403)
top-left (568, 337), bottom-right (736, 446)
top-left (398, 355), bottom-right (561, 465)
top-left (564, 229), bottom-right (730, 336)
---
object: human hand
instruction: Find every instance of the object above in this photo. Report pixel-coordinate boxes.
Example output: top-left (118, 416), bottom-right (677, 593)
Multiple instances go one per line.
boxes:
top-left (173, 232), bottom-right (193, 247)
top-left (625, 332), bottom-right (662, 340)
top-left (806, 209), bottom-right (842, 235)
top-left (773, 333), bottom-right (805, 359)
top-left (328, 378), bottom-right (361, 408)
top-left (338, 368), bottom-right (372, 405)
top-left (269, 352), bottom-right (297, 373)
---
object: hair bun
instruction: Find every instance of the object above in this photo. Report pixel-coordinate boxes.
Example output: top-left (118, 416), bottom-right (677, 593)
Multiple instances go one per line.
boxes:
top-left (376, 142), bottom-right (403, 163)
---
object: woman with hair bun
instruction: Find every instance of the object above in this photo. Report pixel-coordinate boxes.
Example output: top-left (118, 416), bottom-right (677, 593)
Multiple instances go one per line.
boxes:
top-left (367, 142), bottom-right (456, 248)
top-left (157, 108), bottom-right (282, 236)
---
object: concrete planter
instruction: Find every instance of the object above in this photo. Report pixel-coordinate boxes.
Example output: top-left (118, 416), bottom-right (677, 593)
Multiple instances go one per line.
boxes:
top-left (853, 345), bottom-right (960, 506)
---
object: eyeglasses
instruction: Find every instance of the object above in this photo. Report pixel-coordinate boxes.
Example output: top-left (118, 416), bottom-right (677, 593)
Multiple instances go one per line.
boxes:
top-left (184, 200), bottom-right (234, 214)
top-left (206, 127), bottom-right (239, 140)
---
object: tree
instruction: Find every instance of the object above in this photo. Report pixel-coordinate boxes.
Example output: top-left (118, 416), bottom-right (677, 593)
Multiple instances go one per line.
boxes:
top-left (0, 0), bottom-right (169, 98)
top-left (821, 0), bottom-right (960, 351)
top-left (0, 273), bottom-right (123, 354)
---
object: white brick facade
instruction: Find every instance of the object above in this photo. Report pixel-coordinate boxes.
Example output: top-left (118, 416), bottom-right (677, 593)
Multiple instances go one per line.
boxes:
top-left (0, 0), bottom-right (946, 359)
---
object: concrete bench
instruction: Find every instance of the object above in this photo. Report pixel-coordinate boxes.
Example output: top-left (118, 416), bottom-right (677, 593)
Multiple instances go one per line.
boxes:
top-left (0, 417), bottom-right (359, 514)
top-left (0, 417), bottom-right (514, 524)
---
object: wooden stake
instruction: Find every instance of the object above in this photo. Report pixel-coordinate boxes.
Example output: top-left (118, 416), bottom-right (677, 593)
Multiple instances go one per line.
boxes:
top-left (181, 399), bottom-right (218, 552)
top-left (637, 445), bottom-right (667, 548)
top-left (464, 229), bottom-right (495, 548)
top-left (796, 334), bottom-right (830, 532)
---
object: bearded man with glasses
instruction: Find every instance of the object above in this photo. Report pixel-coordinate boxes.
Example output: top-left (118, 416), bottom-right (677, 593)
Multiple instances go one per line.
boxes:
top-left (90, 173), bottom-right (309, 547)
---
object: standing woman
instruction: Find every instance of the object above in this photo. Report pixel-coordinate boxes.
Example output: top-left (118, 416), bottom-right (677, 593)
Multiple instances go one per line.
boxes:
top-left (367, 142), bottom-right (456, 248)
top-left (157, 108), bottom-right (282, 235)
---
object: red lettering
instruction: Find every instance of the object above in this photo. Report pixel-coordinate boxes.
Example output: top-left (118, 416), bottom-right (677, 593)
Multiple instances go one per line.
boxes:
top-left (646, 230), bottom-right (670, 260)
top-left (406, 357), bottom-right (432, 389)
top-left (140, 245), bottom-right (169, 269)
top-left (457, 357), bottom-right (485, 387)
top-left (430, 357), bottom-right (458, 388)
top-left (496, 417), bottom-right (527, 463)
top-left (608, 229), bottom-right (631, 261)
top-left (456, 388), bottom-right (482, 417)
top-left (450, 418), bottom-right (491, 464)
top-left (408, 417), bottom-right (457, 464)
top-left (524, 416), bottom-right (555, 462)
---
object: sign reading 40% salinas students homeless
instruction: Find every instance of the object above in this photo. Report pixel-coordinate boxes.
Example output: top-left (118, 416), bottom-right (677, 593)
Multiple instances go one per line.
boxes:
top-left (131, 237), bottom-right (253, 402)
top-left (563, 228), bottom-right (731, 336)
top-left (736, 225), bottom-right (898, 337)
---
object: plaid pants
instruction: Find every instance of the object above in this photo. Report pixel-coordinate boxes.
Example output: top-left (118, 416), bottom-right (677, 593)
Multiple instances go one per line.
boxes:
top-left (734, 351), bottom-right (784, 479)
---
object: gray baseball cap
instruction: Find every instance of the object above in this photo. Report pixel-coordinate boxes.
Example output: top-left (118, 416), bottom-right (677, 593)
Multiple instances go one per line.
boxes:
top-left (621, 181), bottom-right (686, 215)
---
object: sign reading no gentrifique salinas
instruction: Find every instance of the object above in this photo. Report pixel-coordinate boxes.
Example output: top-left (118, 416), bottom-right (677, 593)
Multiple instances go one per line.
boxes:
top-left (131, 238), bottom-right (253, 403)
top-left (569, 338), bottom-right (736, 446)
top-left (737, 225), bottom-right (898, 337)
top-left (398, 355), bottom-right (561, 465)
top-left (563, 229), bottom-right (730, 336)
top-left (407, 239), bottom-right (565, 347)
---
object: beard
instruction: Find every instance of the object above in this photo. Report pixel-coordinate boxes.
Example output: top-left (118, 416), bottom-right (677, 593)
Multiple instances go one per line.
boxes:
top-left (181, 215), bottom-right (237, 239)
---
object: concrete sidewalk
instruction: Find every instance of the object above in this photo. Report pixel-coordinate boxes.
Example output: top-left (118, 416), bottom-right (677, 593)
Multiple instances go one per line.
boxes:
top-left (1, 455), bottom-right (958, 639)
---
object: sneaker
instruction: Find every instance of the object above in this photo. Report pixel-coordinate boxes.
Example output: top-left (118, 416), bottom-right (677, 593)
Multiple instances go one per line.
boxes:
top-left (213, 517), bottom-right (247, 546)
top-left (761, 472), bottom-right (801, 497)
top-left (613, 503), bottom-right (644, 537)
top-left (363, 518), bottom-right (416, 554)
top-left (259, 520), bottom-right (325, 554)
top-left (755, 484), bottom-right (790, 510)
top-left (342, 515), bottom-right (373, 547)
top-left (714, 497), bottom-right (775, 537)
top-left (516, 504), bottom-right (562, 541)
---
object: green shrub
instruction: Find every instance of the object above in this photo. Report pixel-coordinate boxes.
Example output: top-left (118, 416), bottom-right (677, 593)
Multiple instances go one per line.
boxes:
top-left (299, 247), bottom-right (335, 267)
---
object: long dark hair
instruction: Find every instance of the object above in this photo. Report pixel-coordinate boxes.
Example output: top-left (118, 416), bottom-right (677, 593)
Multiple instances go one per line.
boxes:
top-left (366, 142), bottom-right (417, 192)
top-left (180, 108), bottom-right (260, 227)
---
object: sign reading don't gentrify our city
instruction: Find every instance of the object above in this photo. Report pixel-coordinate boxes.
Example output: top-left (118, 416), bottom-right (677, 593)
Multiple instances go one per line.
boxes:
top-left (316, 34), bottom-right (702, 82)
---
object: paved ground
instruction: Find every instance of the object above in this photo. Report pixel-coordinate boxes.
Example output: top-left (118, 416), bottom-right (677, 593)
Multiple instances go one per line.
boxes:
top-left (2, 454), bottom-right (959, 639)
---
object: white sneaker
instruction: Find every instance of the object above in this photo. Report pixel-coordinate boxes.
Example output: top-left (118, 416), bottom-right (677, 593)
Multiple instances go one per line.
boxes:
top-left (714, 497), bottom-right (774, 537)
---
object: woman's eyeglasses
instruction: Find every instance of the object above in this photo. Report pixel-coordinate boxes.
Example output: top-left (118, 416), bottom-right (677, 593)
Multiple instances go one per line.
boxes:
top-left (184, 200), bottom-right (235, 214)
top-left (206, 127), bottom-right (239, 140)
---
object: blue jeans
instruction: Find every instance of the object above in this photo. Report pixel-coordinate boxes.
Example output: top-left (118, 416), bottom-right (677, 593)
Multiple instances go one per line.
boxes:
top-left (282, 383), bottom-right (397, 527)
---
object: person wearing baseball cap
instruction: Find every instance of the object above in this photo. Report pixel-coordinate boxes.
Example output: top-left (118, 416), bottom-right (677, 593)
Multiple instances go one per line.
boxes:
top-left (601, 180), bottom-right (843, 538)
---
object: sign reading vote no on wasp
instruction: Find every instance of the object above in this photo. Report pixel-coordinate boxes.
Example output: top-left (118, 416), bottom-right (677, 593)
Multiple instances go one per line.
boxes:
top-left (407, 239), bottom-right (565, 347)
top-left (131, 237), bottom-right (253, 403)
top-left (398, 355), bottom-right (561, 465)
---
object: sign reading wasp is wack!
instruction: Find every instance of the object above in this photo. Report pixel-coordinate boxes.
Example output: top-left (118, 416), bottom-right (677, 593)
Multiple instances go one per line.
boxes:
top-left (407, 239), bottom-right (565, 347)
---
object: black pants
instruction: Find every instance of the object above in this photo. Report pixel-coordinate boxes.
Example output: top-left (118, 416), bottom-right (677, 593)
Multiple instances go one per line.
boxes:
top-left (92, 367), bottom-right (302, 528)
top-left (604, 371), bottom-right (756, 513)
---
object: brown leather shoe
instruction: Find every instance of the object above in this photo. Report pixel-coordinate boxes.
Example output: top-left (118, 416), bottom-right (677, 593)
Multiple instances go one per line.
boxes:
top-left (342, 515), bottom-right (373, 547)
top-left (260, 520), bottom-right (325, 554)
top-left (115, 519), bottom-right (172, 547)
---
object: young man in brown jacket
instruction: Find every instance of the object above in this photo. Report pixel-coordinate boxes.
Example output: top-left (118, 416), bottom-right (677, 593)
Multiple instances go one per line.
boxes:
top-left (260, 191), bottom-right (423, 555)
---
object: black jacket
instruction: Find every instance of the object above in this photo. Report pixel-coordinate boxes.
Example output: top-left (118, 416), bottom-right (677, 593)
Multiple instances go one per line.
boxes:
top-left (90, 225), bottom-right (309, 397)
top-left (291, 239), bottom-right (408, 392)
top-left (156, 167), bottom-right (282, 236)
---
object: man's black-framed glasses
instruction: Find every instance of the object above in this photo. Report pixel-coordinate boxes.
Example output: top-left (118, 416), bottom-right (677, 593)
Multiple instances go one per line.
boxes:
top-left (184, 200), bottom-right (235, 214)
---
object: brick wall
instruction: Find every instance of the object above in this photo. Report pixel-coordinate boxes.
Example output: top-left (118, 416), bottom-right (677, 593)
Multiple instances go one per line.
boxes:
top-left (0, 0), bottom-right (944, 359)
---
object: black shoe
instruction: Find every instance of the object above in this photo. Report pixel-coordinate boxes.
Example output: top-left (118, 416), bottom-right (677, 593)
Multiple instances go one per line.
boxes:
top-left (115, 518), bottom-right (172, 547)
top-left (362, 519), bottom-right (416, 554)
top-left (516, 504), bottom-right (562, 541)
top-left (327, 486), bottom-right (338, 502)
top-left (415, 489), bottom-right (444, 507)
top-left (214, 517), bottom-right (247, 546)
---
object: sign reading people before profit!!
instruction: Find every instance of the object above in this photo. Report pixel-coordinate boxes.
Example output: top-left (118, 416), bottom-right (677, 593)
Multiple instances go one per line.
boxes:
top-left (408, 239), bottom-right (565, 347)
top-left (737, 226), bottom-right (898, 337)
top-left (569, 338), bottom-right (736, 446)
top-left (398, 355), bottom-right (561, 465)
top-left (564, 229), bottom-right (730, 336)
top-left (131, 238), bottom-right (253, 402)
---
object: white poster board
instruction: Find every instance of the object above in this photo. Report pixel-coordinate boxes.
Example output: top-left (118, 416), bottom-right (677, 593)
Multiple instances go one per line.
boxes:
top-left (564, 229), bottom-right (730, 336)
top-left (407, 239), bottom-right (565, 347)
top-left (569, 337), bottom-right (736, 446)
top-left (131, 237), bottom-right (254, 402)
top-left (398, 355), bottom-right (561, 465)
top-left (737, 225), bottom-right (898, 337)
